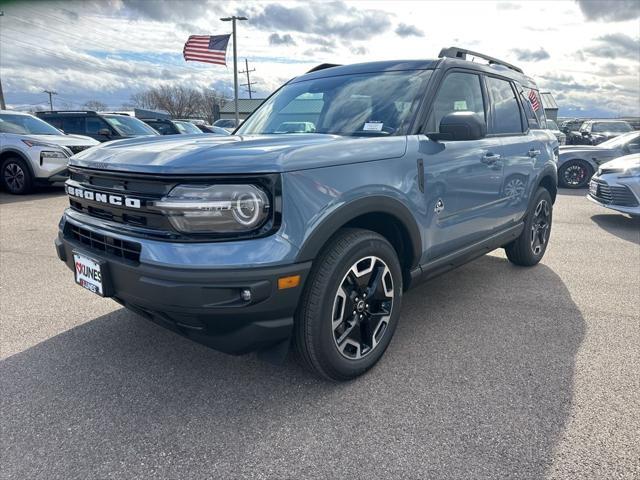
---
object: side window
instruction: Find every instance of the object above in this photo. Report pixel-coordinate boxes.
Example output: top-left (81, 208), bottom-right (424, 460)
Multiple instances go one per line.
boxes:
top-left (45, 117), bottom-right (63, 129)
top-left (61, 117), bottom-right (85, 134)
top-left (627, 137), bottom-right (640, 154)
top-left (426, 72), bottom-right (485, 132)
top-left (485, 76), bottom-right (523, 135)
top-left (86, 117), bottom-right (107, 135)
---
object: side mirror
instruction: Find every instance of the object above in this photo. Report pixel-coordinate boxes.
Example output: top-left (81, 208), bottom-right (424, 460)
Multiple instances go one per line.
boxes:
top-left (581, 131), bottom-right (589, 136)
top-left (429, 112), bottom-right (486, 141)
top-left (98, 128), bottom-right (111, 137)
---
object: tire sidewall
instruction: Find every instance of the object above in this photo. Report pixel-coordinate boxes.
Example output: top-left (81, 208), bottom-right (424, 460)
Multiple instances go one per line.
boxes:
top-left (559, 160), bottom-right (592, 189)
top-left (1, 157), bottom-right (32, 194)
top-left (309, 234), bottom-right (403, 379)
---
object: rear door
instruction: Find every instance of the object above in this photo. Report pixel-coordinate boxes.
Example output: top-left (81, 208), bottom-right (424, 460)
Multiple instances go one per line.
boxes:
top-left (419, 70), bottom-right (505, 260)
top-left (484, 76), bottom-right (539, 225)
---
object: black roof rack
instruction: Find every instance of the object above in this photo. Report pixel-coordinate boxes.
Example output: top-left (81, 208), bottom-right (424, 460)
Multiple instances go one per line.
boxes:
top-left (306, 63), bottom-right (342, 73)
top-left (37, 110), bottom-right (98, 115)
top-left (438, 47), bottom-right (523, 74)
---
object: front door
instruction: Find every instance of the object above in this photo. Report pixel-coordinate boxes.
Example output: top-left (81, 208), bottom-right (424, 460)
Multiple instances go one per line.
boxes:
top-left (418, 70), bottom-right (505, 261)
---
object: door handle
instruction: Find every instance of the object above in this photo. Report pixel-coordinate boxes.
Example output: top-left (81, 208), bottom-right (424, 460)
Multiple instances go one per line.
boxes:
top-left (481, 153), bottom-right (501, 164)
top-left (528, 148), bottom-right (541, 157)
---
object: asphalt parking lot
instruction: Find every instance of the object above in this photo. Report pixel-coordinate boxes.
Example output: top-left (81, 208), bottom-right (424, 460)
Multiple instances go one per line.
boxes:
top-left (1, 188), bottom-right (639, 480)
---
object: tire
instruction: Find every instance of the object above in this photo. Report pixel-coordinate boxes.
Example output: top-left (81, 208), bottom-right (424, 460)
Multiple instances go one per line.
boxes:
top-left (294, 228), bottom-right (403, 381)
top-left (505, 187), bottom-right (553, 267)
top-left (1, 157), bottom-right (33, 195)
top-left (558, 159), bottom-right (593, 189)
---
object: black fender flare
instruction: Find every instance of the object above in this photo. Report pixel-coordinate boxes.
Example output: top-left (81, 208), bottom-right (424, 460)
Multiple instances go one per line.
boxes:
top-left (526, 164), bottom-right (558, 215)
top-left (295, 195), bottom-right (422, 268)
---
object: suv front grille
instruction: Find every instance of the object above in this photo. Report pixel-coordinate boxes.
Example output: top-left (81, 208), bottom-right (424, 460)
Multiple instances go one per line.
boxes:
top-left (591, 180), bottom-right (639, 207)
top-left (66, 223), bottom-right (141, 262)
top-left (68, 145), bottom-right (92, 155)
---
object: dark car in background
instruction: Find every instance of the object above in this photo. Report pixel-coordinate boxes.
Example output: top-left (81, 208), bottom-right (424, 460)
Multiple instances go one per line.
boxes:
top-left (560, 119), bottom-right (587, 145)
top-left (578, 120), bottom-right (633, 145)
top-left (36, 111), bottom-right (159, 142)
top-left (140, 118), bottom-right (203, 135)
top-left (212, 118), bottom-right (240, 132)
top-left (196, 124), bottom-right (230, 135)
top-left (557, 130), bottom-right (640, 188)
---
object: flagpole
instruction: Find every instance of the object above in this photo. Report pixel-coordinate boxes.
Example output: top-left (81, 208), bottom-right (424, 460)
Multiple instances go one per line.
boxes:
top-left (231, 17), bottom-right (239, 125)
top-left (221, 15), bottom-right (247, 127)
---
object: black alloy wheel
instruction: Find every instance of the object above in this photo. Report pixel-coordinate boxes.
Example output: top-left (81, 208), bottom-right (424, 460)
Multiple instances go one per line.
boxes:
top-left (530, 199), bottom-right (551, 256)
top-left (560, 160), bottom-right (592, 188)
top-left (1, 158), bottom-right (33, 194)
top-left (331, 256), bottom-right (394, 360)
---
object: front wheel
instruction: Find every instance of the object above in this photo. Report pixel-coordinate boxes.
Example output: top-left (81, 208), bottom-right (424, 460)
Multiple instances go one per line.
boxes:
top-left (505, 187), bottom-right (553, 267)
top-left (558, 160), bottom-right (592, 188)
top-left (1, 157), bottom-right (33, 194)
top-left (294, 228), bottom-right (403, 381)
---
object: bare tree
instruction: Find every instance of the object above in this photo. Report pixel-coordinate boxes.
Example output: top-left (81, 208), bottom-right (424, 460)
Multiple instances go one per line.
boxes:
top-left (130, 86), bottom-right (228, 122)
top-left (83, 100), bottom-right (107, 111)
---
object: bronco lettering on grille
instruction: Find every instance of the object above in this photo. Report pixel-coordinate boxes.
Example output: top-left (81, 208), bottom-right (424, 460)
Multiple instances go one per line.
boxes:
top-left (66, 186), bottom-right (142, 209)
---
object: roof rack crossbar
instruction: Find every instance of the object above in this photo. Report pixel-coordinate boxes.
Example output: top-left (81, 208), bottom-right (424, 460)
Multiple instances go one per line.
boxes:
top-left (438, 47), bottom-right (523, 74)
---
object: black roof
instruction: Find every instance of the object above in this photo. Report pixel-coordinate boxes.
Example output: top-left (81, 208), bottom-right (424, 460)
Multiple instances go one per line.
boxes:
top-left (295, 47), bottom-right (536, 88)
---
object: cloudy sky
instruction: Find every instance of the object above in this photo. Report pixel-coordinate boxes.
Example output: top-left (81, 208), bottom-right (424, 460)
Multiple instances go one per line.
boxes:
top-left (1, 0), bottom-right (639, 117)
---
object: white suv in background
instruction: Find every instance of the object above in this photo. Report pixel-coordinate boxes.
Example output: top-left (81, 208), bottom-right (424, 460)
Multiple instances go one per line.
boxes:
top-left (0, 110), bottom-right (99, 194)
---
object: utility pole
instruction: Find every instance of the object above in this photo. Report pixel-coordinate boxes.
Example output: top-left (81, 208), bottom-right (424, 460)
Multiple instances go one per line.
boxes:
top-left (239, 58), bottom-right (257, 99)
top-left (220, 15), bottom-right (247, 125)
top-left (43, 90), bottom-right (57, 111)
top-left (0, 11), bottom-right (5, 110)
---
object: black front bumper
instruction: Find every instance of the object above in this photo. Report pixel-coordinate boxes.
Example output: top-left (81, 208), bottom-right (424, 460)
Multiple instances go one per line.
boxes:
top-left (55, 234), bottom-right (311, 355)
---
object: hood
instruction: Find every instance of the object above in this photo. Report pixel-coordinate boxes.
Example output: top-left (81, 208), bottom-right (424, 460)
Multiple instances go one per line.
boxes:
top-left (590, 131), bottom-right (626, 137)
top-left (69, 133), bottom-right (408, 174)
top-left (23, 134), bottom-right (99, 146)
top-left (600, 153), bottom-right (640, 170)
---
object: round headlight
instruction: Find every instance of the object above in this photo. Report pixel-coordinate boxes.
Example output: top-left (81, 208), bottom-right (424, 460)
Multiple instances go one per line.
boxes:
top-left (152, 184), bottom-right (271, 234)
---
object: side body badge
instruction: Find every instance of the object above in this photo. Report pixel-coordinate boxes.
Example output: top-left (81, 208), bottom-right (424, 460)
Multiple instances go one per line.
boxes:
top-left (434, 199), bottom-right (444, 215)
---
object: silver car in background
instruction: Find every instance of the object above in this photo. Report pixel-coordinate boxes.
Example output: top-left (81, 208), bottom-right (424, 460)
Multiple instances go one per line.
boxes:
top-left (546, 119), bottom-right (566, 145)
top-left (558, 131), bottom-right (640, 188)
top-left (588, 153), bottom-right (640, 216)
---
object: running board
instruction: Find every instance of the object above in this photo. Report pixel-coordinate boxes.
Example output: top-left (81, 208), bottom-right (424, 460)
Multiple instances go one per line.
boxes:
top-left (408, 223), bottom-right (524, 288)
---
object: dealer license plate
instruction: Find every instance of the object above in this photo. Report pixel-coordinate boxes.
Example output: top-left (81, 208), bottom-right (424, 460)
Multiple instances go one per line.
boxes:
top-left (73, 252), bottom-right (104, 296)
top-left (589, 181), bottom-right (598, 197)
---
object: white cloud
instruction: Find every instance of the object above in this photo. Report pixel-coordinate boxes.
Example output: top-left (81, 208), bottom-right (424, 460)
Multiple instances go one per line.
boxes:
top-left (1, 0), bottom-right (638, 116)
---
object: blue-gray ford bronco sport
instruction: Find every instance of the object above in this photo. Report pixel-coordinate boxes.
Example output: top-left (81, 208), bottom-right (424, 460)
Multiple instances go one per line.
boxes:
top-left (56, 47), bottom-right (558, 381)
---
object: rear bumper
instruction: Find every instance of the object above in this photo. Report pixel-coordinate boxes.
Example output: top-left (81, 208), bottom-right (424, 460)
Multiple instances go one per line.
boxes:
top-left (55, 227), bottom-right (311, 355)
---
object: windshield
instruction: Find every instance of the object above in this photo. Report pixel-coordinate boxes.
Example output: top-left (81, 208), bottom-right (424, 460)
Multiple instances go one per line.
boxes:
top-left (599, 131), bottom-right (639, 148)
top-left (174, 121), bottom-right (201, 134)
top-left (0, 113), bottom-right (62, 135)
top-left (237, 70), bottom-right (432, 136)
top-left (546, 119), bottom-right (558, 130)
top-left (592, 122), bottom-right (632, 133)
top-left (103, 115), bottom-right (158, 136)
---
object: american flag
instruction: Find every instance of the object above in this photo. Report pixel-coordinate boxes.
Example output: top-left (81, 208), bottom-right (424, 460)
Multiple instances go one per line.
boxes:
top-left (528, 89), bottom-right (541, 111)
top-left (183, 34), bottom-right (230, 65)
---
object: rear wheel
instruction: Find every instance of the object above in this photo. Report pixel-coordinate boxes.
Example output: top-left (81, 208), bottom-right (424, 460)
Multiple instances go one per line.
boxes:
top-left (1, 157), bottom-right (33, 195)
top-left (558, 160), bottom-right (592, 188)
top-left (505, 187), bottom-right (552, 266)
top-left (294, 228), bottom-right (403, 381)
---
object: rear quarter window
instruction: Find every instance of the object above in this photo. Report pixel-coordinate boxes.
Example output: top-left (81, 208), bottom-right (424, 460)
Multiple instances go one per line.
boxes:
top-left (485, 76), bottom-right (523, 135)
